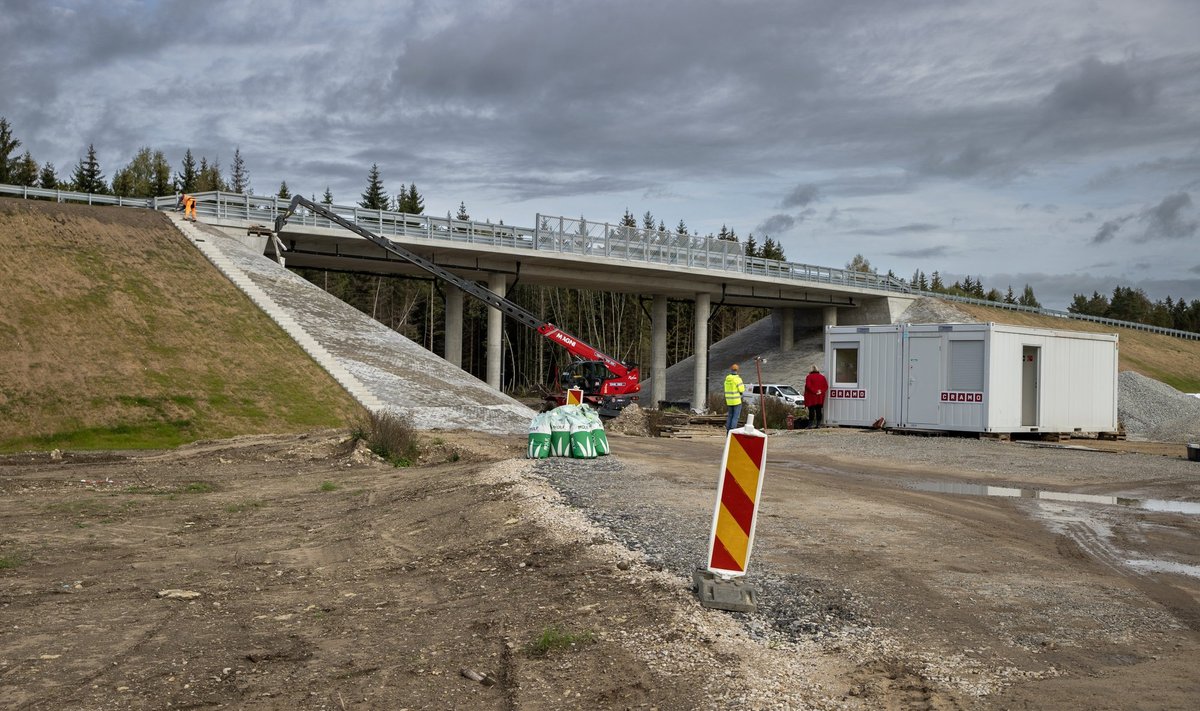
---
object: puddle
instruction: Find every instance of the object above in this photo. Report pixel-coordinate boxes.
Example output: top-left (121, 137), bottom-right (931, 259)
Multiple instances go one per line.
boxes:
top-left (909, 481), bottom-right (1200, 515)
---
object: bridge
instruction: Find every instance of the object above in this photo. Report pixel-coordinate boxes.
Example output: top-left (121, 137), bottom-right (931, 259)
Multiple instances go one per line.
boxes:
top-left (5, 184), bottom-right (1195, 409)
top-left (184, 191), bottom-right (918, 409)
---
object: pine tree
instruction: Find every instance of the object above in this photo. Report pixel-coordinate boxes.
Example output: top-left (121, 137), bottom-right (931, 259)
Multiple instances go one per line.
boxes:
top-left (456, 201), bottom-right (470, 220)
top-left (0, 117), bottom-right (19, 184)
top-left (230, 147), bottom-right (249, 194)
top-left (360, 164), bottom-right (388, 209)
top-left (195, 156), bottom-right (226, 192)
top-left (985, 288), bottom-right (1002, 302)
top-left (12, 151), bottom-right (38, 186)
top-left (1017, 284), bottom-right (1041, 308)
top-left (619, 209), bottom-right (637, 228)
top-left (911, 269), bottom-right (921, 286)
top-left (321, 186), bottom-right (334, 204)
top-left (405, 183), bottom-right (424, 214)
top-left (277, 181), bottom-right (291, 199)
top-left (676, 219), bottom-right (688, 235)
top-left (641, 211), bottom-right (655, 231)
top-left (38, 162), bottom-right (58, 189)
top-left (917, 271), bottom-right (929, 291)
top-left (175, 149), bottom-right (198, 192)
top-left (1004, 286), bottom-right (1016, 304)
top-left (745, 233), bottom-right (759, 258)
top-left (70, 144), bottom-right (107, 193)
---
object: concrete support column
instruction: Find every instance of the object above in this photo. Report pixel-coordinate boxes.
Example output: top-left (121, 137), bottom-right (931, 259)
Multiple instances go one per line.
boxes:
top-left (650, 295), bottom-right (668, 408)
top-left (823, 305), bottom-right (838, 328)
top-left (692, 292), bottom-right (711, 412)
top-left (444, 287), bottom-right (464, 368)
top-left (486, 273), bottom-right (506, 390)
top-left (777, 307), bottom-right (794, 351)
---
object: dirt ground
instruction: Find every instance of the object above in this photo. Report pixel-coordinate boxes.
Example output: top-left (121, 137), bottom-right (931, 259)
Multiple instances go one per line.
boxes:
top-left (2, 428), bottom-right (1199, 709)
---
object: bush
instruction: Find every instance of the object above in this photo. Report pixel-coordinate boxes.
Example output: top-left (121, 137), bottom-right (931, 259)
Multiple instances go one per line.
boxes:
top-left (350, 409), bottom-right (420, 467)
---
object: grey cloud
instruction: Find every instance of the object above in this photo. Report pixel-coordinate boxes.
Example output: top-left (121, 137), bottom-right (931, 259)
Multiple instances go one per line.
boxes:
top-left (917, 145), bottom-right (998, 179)
top-left (1190, 264), bottom-right (1200, 274)
top-left (1044, 58), bottom-right (1157, 118)
top-left (849, 223), bottom-right (940, 236)
top-left (1138, 192), bottom-right (1198, 241)
top-left (1071, 212), bottom-right (1096, 223)
top-left (888, 246), bottom-right (950, 259)
top-left (781, 184), bottom-right (821, 208)
top-left (1086, 153), bottom-right (1200, 190)
top-left (756, 214), bottom-right (797, 234)
top-left (1091, 216), bottom-right (1132, 244)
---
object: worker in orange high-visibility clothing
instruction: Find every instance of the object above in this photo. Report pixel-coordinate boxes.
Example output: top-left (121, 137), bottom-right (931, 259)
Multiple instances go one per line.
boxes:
top-left (178, 194), bottom-right (197, 221)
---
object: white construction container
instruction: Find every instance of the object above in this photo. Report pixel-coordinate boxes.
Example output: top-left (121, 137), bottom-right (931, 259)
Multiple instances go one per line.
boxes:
top-left (823, 323), bottom-right (1118, 434)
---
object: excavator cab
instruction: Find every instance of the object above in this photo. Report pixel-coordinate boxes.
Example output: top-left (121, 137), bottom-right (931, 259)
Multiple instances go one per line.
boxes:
top-left (559, 360), bottom-right (608, 394)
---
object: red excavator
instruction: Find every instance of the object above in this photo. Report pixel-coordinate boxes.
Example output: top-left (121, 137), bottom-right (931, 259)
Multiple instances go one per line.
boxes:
top-left (272, 196), bottom-right (640, 416)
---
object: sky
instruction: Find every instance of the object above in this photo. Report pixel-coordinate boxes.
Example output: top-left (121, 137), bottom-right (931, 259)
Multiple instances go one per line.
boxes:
top-left (2, 0), bottom-right (1199, 309)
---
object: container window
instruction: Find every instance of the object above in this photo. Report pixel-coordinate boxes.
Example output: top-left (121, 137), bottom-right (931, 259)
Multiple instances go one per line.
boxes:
top-left (833, 343), bottom-right (859, 385)
top-left (949, 340), bottom-right (984, 391)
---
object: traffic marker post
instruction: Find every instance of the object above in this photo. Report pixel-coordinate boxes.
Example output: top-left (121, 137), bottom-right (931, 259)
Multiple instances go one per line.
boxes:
top-left (566, 388), bottom-right (584, 406)
top-left (695, 415), bottom-right (768, 612)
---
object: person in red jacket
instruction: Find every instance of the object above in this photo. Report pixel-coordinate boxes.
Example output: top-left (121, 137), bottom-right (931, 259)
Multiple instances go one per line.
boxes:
top-left (803, 364), bottom-right (828, 429)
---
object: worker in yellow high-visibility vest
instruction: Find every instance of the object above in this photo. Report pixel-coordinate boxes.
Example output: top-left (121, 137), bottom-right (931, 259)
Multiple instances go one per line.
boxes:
top-left (723, 363), bottom-right (746, 432)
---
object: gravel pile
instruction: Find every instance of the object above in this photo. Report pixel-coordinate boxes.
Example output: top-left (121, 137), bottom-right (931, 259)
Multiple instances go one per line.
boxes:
top-left (530, 456), bottom-right (866, 646)
top-left (1119, 371), bottom-right (1200, 443)
top-left (606, 403), bottom-right (652, 436)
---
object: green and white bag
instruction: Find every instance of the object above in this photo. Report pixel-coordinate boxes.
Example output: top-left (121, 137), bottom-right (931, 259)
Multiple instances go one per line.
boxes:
top-left (586, 411), bottom-right (610, 456)
top-left (569, 416), bottom-right (597, 459)
top-left (527, 413), bottom-right (551, 459)
top-left (549, 412), bottom-right (571, 457)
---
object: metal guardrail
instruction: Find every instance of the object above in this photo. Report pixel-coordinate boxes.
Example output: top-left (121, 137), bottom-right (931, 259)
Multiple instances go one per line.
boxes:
top-left (2, 182), bottom-right (1196, 340)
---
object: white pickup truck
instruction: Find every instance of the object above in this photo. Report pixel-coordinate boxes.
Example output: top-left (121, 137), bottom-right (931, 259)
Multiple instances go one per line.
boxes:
top-left (743, 383), bottom-right (804, 409)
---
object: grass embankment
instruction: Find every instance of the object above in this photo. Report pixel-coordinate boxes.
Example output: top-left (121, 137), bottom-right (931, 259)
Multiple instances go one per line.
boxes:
top-left (0, 199), bottom-right (358, 452)
top-left (954, 302), bottom-right (1200, 392)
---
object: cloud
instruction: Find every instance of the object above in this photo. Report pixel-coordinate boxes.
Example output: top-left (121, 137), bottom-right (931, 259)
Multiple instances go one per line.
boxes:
top-left (756, 214), bottom-right (796, 234)
top-left (849, 223), bottom-right (940, 236)
top-left (1043, 58), bottom-right (1157, 118)
top-left (781, 183), bottom-right (820, 208)
top-left (1091, 216), bottom-right (1132, 244)
top-left (917, 145), bottom-right (1001, 179)
top-left (1190, 264), bottom-right (1200, 274)
top-left (888, 246), bottom-right (950, 259)
top-left (1138, 192), bottom-right (1198, 241)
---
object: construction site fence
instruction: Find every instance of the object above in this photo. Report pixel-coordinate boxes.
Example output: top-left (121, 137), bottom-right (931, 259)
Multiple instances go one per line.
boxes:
top-left (2, 183), bottom-right (1196, 341)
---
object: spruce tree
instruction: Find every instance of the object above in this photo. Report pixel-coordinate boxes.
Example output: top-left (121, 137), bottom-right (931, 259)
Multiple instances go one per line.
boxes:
top-left (70, 144), bottom-right (107, 193)
top-left (456, 201), bottom-right (470, 220)
top-left (321, 186), bottom-right (334, 204)
top-left (12, 151), bottom-right (38, 186)
top-left (641, 211), bottom-right (655, 231)
top-left (0, 117), bottom-right (19, 184)
top-left (745, 233), bottom-right (759, 258)
top-left (38, 162), bottom-right (58, 189)
top-left (1017, 284), bottom-right (1041, 308)
top-left (930, 271), bottom-right (944, 292)
top-left (620, 209), bottom-right (637, 228)
top-left (230, 147), bottom-right (249, 194)
top-left (175, 149), bottom-right (198, 192)
top-left (676, 219), bottom-right (688, 235)
top-left (359, 164), bottom-right (388, 209)
top-left (112, 147), bottom-right (172, 198)
top-left (917, 271), bottom-right (929, 291)
top-left (405, 183), bottom-right (424, 214)
top-left (277, 181), bottom-right (291, 199)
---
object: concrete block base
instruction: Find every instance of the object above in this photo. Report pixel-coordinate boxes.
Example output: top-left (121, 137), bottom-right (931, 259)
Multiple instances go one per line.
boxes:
top-left (692, 569), bottom-right (757, 613)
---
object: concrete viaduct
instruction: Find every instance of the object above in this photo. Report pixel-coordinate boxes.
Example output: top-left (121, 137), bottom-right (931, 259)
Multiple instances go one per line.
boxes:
top-left (199, 194), bottom-right (917, 410)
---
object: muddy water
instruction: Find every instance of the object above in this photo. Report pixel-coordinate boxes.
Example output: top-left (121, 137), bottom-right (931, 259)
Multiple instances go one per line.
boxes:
top-left (908, 480), bottom-right (1200, 515)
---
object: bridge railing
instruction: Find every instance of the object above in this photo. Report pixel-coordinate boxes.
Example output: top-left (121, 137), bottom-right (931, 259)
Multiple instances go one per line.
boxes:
top-left (536, 214), bottom-right (913, 294)
top-left (2, 183), bottom-right (1196, 340)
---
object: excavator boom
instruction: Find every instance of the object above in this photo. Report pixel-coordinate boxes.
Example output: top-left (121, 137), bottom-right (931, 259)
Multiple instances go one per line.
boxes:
top-left (273, 196), bottom-right (639, 410)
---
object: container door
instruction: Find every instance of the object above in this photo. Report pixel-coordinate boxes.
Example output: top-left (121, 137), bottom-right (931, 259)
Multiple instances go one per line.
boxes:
top-left (1021, 346), bottom-right (1040, 427)
top-left (905, 336), bottom-right (941, 426)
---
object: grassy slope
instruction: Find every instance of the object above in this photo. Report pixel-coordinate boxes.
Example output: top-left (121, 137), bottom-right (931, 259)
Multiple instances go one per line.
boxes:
top-left (0, 199), bottom-right (359, 452)
top-left (953, 302), bottom-right (1200, 392)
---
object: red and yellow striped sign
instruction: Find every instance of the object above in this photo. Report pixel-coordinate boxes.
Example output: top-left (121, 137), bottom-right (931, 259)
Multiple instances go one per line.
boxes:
top-left (566, 388), bottom-right (584, 406)
top-left (705, 429), bottom-right (768, 576)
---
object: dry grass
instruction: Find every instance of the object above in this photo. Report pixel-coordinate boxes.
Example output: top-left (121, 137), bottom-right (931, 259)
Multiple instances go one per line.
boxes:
top-left (0, 199), bottom-right (358, 451)
top-left (953, 302), bottom-right (1200, 391)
